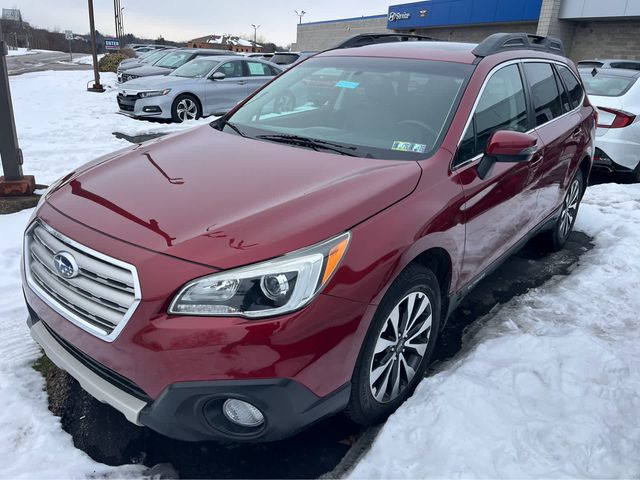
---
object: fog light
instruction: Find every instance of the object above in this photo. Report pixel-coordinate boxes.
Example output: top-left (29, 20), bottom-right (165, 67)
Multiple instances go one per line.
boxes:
top-left (222, 399), bottom-right (264, 427)
top-left (143, 106), bottom-right (162, 113)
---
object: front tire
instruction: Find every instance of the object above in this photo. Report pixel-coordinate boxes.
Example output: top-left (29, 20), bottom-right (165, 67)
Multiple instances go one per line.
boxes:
top-left (540, 169), bottom-right (584, 252)
top-left (346, 264), bottom-right (441, 425)
top-left (171, 94), bottom-right (201, 123)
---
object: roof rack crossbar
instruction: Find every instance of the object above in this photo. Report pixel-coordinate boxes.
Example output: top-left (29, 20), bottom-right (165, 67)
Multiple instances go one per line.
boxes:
top-left (472, 33), bottom-right (565, 57)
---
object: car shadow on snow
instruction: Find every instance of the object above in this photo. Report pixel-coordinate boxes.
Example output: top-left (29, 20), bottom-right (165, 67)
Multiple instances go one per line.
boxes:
top-left (35, 229), bottom-right (593, 478)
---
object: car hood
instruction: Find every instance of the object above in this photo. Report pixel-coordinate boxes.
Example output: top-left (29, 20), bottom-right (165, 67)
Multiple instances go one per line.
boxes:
top-left (47, 126), bottom-right (421, 269)
top-left (119, 75), bottom-right (197, 92)
top-left (123, 65), bottom-right (173, 78)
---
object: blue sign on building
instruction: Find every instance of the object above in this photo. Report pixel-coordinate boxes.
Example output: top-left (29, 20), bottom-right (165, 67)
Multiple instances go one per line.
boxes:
top-left (387, 0), bottom-right (543, 30)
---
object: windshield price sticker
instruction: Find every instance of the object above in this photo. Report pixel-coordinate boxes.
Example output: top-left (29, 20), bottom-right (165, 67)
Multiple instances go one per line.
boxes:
top-left (392, 141), bottom-right (427, 153)
top-left (335, 80), bottom-right (360, 89)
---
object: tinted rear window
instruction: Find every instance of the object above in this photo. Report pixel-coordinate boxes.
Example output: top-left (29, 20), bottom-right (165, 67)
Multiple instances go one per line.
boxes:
top-left (524, 63), bottom-right (564, 126)
top-left (556, 65), bottom-right (584, 109)
top-left (271, 54), bottom-right (300, 65)
top-left (580, 73), bottom-right (638, 96)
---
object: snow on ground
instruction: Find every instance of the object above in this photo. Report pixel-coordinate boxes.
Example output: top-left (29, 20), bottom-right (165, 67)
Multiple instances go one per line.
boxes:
top-left (7, 69), bottom-right (210, 185)
top-left (72, 54), bottom-right (105, 65)
top-left (351, 183), bottom-right (640, 478)
top-left (0, 69), bottom-right (210, 478)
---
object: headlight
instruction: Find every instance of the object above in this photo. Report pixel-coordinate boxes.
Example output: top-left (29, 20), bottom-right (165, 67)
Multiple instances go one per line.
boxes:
top-left (139, 89), bottom-right (171, 98)
top-left (169, 232), bottom-right (350, 318)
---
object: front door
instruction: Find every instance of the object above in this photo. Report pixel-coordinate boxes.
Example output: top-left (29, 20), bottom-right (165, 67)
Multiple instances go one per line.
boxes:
top-left (205, 60), bottom-right (250, 115)
top-left (453, 62), bottom-right (540, 286)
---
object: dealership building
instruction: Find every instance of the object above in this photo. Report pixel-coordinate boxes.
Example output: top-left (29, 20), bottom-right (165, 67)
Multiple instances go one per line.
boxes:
top-left (293, 0), bottom-right (640, 61)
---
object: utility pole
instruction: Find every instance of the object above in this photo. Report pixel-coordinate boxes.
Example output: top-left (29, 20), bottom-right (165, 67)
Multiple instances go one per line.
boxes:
top-left (295, 10), bottom-right (307, 25)
top-left (0, 21), bottom-right (35, 195)
top-left (251, 24), bottom-right (261, 53)
top-left (87, 0), bottom-right (105, 92)
top-left (113, 0), bottom-right (124, 47)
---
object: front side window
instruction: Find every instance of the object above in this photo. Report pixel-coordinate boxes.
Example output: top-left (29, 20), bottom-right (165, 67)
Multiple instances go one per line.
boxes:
top-left (221, 56), bottom-right (473, 160)
top-left (456, 64), bottom-right (528, 165)
top-left (219, 61), bottom-right (244, 78)
top-left (524, 62), bottom-right (563, 126)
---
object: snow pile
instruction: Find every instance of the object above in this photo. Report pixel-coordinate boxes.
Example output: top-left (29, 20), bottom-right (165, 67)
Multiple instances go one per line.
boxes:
top-left (0, 210), bottom-right (144, 478)
top-left (6, 70), bottom-right (211, 184)
top-left (0, 69), bottom-right (211, 477)
top-left (351, 183), bottom-right (640, 478)
top-left (73, 54), bottom-right (105, 65)
top-left (7, 48), bottom-right (37, 57)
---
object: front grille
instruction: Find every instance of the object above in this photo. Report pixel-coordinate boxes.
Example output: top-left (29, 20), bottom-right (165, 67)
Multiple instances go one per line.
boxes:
top-left (25, 221), bottom-right (140, 341)
top-left (40, 318), bottom-right (151, 402)
top-left (117, 94), bottom-right (137, 112)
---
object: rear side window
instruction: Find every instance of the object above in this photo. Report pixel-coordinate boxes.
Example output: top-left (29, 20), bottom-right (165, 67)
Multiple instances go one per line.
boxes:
top-left (457, 64), bottom-right (529, 164)
top-left (556, 65), bottom-right (584, 109)
top-left (610, 62), bottom-right (640, 71)
top-left (524, 63), bottom-right (564, 126)
top-left (246, 61), bottom-right (272, 76)
top-left (579, 73), bottom-right (638, 97)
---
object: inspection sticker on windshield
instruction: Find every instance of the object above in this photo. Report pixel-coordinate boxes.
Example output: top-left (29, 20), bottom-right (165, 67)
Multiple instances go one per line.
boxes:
top-left (335, 80), bottom-right (360, 89)
top-left (392, 141), bottom-right (427, 153)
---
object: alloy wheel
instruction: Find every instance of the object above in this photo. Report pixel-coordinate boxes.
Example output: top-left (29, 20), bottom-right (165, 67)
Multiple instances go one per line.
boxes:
top-left (369, 291), bottom-right (433, 404)
top-left (559, 178), bottom-right (580, 239)
top-left (176, 98), bottom-right (198, 122)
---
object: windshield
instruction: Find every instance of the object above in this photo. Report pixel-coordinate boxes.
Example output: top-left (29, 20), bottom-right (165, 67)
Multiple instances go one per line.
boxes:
top-left (171, 58), bottom-right (221, 78)
top-left (580, 72), bottom-right (637, 97)
top-left (144, 50), bottom-right (170, 65)
top-left (155, 51), bottom-right (194, 69)
top-left (222, 56), bottom-right (473, 160)
top-left (271, 54), bottom-right (300, 65)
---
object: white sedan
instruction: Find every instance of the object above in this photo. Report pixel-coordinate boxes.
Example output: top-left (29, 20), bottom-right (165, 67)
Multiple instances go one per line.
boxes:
top-left (580, 67), bottom-right (640, 182)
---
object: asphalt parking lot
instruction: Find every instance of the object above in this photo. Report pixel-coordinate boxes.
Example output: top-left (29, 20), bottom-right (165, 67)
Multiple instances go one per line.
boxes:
top-left (38, 214), bottom-right (593, 478)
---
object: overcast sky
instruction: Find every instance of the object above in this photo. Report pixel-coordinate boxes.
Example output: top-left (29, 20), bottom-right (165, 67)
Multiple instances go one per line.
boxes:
top-left (8, 1), bottom-right (394, 46)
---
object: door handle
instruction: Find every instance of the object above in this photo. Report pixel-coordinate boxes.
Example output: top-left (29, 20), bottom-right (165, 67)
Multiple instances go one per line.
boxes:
top-left (237, 80), bottom-right (247, 85)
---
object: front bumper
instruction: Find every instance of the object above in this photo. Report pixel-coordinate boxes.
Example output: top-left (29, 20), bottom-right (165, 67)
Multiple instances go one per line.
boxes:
top-left (29, 308), bottom-right (351, 442)
top-left (117, 93), bottom-right (173, 119)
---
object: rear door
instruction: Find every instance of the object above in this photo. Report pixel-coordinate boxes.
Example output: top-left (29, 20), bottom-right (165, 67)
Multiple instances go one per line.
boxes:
top-left (522, 62), bottom-right (587, 223)
top-left (454, 62), bottom-right (539, 284)
top-left (204, 60), bottom-right (250, 114)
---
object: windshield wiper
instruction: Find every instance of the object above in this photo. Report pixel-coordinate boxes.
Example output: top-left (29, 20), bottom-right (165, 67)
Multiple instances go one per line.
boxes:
top-left (216, 119), bottom-right (247, 137)
top-left (256, 134), bottom-right (357, 156)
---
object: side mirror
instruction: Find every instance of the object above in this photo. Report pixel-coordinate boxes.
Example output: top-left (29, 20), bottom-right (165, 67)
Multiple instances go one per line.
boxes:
top-left (477, 130), bottom-right (538, 179)
top-left (210, 71), bottom-right (226, 81)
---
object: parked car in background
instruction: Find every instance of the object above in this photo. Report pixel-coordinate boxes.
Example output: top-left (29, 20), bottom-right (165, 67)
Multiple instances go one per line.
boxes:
top-left (120, 48), bottom-right (236, 83)
top-left (117, 49), bottom-right (176, 82)
top-left (270, 51), bottom-right (317, 69)
top-left (117, 56), bottom-right (281, 122)
top-left (577, 59), bottom-right (640, 71)
top-left (25, 33), bottom-right (595, 443)
top-left (580, 67), bottom-right (640, 181)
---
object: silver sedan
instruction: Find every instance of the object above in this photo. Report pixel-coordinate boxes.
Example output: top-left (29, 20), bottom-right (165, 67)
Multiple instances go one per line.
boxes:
top-left (117, 56), bottom-right (282, 122)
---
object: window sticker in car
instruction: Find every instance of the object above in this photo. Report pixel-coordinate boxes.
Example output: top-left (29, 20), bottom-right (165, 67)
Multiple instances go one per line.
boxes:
top-left (392, 141), bottom-right (427, 153)
top-left (335, 80), bottom-right (360, 89)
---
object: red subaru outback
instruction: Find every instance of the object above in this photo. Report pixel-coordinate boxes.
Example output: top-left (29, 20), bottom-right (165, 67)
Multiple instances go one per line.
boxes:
top-left (23, 33), bottom-right (595, 442)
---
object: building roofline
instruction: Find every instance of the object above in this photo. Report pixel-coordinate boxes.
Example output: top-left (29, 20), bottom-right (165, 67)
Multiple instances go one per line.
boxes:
top-left (301, 14), bottom-right (388, 27)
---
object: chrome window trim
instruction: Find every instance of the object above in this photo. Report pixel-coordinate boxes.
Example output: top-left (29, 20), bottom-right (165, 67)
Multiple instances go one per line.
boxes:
top-left (24, 220), bottom-right (142, 343)
top-left (451, 58), bottom-right (585, 172)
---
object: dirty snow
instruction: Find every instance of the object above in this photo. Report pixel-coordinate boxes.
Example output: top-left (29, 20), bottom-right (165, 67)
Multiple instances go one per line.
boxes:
top-left (2, 69), bottom-right (640, 478)
top-left (351, 183), bottom-right (640, 478)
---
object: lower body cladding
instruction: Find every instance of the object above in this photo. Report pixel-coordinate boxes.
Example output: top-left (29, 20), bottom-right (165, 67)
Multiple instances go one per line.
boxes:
top-left (117, 93), bottom-right (172, 120)
top-left (28, 306), bottom-right (356, 442)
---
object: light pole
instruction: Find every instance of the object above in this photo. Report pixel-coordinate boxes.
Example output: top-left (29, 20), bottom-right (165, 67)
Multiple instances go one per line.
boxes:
top-left (295, 10), bottom-right (306, 25)
top-left (87, 0), bottom-right (105, 92)
top-left (0, 21), bottom-right (35, 195)
top-left (251, 24), bottom-right (261, 52)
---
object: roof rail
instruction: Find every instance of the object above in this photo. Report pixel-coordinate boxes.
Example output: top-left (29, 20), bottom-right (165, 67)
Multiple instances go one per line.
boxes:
top-left (472, 33), bottom-right (565, 57)
top-left (326, 33), bottom-right (438, 51)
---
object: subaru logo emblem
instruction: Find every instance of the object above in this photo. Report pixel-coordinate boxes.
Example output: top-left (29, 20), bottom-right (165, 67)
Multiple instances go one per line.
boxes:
top-left (53, 251), bottom-right (79, 279)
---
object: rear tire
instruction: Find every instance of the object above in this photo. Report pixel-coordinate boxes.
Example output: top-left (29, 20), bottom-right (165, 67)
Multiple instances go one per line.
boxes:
top-left (345, 264), bottom-right (441, 426)
top-left (171, 94), bottom-right (201, 123)
top-left (538, 169), bottom-right (584, 252)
